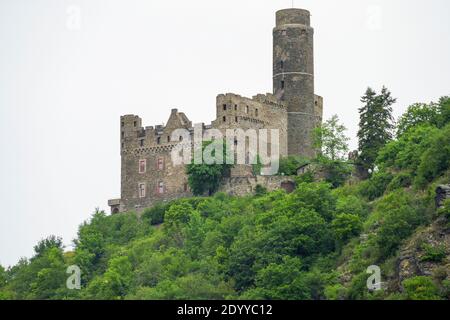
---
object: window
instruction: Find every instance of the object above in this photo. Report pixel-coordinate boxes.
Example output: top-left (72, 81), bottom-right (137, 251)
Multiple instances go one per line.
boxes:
top-left (121, 131), bottom-right (124, 139)
top-left (139, 159), bottom-right (146, 173)
top-left (157, 158), bottom-right (164, 170)
top-left (138, 183), bottom-right (146, 198)
top-left (121, 121), bottom-right (124, 127)
top-left (245, 105), bottom-right (249, 114)
top-left (223, 116), bottom-right (226, 122)
top-left (280, 60), bottom-right (284, 69)
top-left (281, 80), bottom-right (285, 89)
top-left (158, 181), bottom-right (164, 194)
top-left (179, 136), bottom-right (183, 141)
top-left (167, 136), bottom-right (170, 143)
top-left (140, 139), bottom-right (144, 147)
top-left (223, 104), bottom-right (227, 111)
top-left (157, 137), bottom-right (161, 145)
top-left (133, 121), bottom-right (137, 127)
top-left (255, 109), bottom-right (259, 117)
top-left (235, 116), bottom-right (238, 123)
top-left (183, 183), bottom-right (188, 192)
top-left (234, 104), bottom-right (237, 111)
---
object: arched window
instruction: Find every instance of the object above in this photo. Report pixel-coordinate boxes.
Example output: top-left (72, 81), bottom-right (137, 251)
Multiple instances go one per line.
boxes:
top-left (245, 105), bottom-right (249, 114)
top-left (157, 137), bottom-right (161, 145)
top-left (223, 116), bottom-right (226, 122)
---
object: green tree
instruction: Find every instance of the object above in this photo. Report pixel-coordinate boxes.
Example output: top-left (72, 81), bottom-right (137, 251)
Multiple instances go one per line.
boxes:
top-left (33, 235), bottom-right (63, 257)
top-left (86, 256), bottom-right (133, 299)
top-left (241, 256), bottom-right (311, 300)
top-left (396, 102), bottom-right (440, 137)
top-left (357, 87), bottom-right (396, 174)
top-left (314, 114), bottom-right (350, 161)
top-left (0, 265), bottom-right (6, 288)
top-left (331, 213), bottom-right (362, 243)
top-left (186, 140), bottom-right (233, 195)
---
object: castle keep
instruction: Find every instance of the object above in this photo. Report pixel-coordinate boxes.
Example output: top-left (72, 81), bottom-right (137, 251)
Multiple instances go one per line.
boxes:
top-left (108, 9), bottom-right (323, 214)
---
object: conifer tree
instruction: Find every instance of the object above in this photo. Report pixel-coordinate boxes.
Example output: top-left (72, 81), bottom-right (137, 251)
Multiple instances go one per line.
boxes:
top-left (357, 86), bottom-right (396, 174)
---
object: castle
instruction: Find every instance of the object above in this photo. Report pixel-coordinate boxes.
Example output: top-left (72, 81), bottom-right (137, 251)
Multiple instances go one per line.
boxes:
top-left (108, 8), bottom-right (323, 214)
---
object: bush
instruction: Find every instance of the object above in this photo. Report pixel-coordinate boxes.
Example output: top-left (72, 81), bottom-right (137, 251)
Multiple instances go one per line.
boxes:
top-left (373, 190), bottom-right (426, 258)
top-left (358, 171), bottom-right (393, 201)
top-left (316, 158), bottom-right (352, 188)
top-left (279, 156), bottom-right (309, 176)
top-left (331, 214), bottom-right (362, 243)
top-left (142, 203), bottom-right (168, 225)
top-left (402, 276), bottom-right (441, 300)
top-left (415, 124), bottom-right (450, 188)
top-left (386, 172), bottom-right (412, 191)
top-left (420, 243), bottom-right (446, 262)
top-left (437, 198), bottom-right (450, 219)
top-left (254, 184), bottom-right (267, 196)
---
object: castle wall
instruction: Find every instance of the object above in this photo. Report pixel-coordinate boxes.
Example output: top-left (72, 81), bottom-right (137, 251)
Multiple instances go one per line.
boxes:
top-left (218, 176), bottom-right (296, 196)
top-left (108, 8), bottom-right (322, 214)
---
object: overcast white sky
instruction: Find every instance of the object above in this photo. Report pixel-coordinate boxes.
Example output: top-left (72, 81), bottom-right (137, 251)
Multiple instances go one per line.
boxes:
top-left (0, 0), bottom-right (449, 267)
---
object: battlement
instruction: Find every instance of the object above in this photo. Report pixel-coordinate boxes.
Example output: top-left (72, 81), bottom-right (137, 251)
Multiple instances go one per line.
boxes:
top-left (276, 8), bottom-right (310, 27)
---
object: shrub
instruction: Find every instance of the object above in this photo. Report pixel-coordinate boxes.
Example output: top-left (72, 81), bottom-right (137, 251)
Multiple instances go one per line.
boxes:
top-left (386, 172), bottom-right (412, 191)
top-left (142, 203), bottom-right (168, 225)
top-left (415, 124), bottom-right (450, 188)
top-left (402, 276), bottom-right (441, 300)
top-left (254, 184), bottom-right (267, 196)
top-left (420, 243), bottom-right (446, 262)
top-left (279, 156), bottom-right (309, 176)
top-left (358, 171), bottom-right (393, 201)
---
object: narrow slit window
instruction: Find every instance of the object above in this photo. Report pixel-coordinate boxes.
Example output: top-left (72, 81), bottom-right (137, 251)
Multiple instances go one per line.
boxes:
top-left (139, 183), bottom-right (146, 198)
top-left (139, 159), bottom-right (146, 173)
top-left (158, 181), bottom-right (164, 194)
top-left (157, 158), bottom-right (164, 170)
top-left (281, 80), bottom-right (285, 89)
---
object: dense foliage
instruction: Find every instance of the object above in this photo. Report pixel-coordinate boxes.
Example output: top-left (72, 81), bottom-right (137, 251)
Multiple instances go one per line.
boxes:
top-left (1, 95), bottom-right (449, 300)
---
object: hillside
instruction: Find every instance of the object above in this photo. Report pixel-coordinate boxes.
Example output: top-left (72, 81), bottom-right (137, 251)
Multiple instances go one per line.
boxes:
top-left (0, 97), bottom-right (449, 300)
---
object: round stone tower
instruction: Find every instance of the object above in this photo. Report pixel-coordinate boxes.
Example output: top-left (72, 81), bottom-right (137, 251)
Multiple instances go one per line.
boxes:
top-left (273, 8), bottom-right (315, 157)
